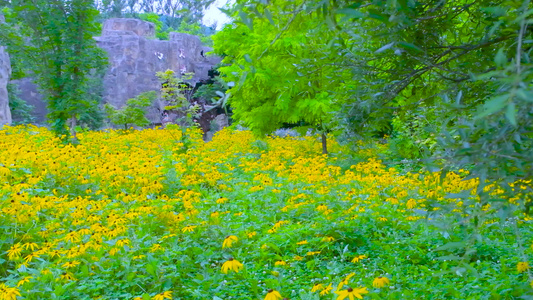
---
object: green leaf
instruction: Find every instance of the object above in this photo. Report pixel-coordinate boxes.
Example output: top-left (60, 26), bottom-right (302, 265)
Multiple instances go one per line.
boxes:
top-left (375, 42), bottom-right (395, 53)
top-left (264, 9), bottom-right (275, 26)
top-left (434, 241), bottom-right (466, 251)
top-left (505, 101), bottom-right (516, 126)
top-left (476, 94), bottom-right (508, 119)
top-left (244, 54), bottom-right (252, 63)
top-left (398, 41), bottom-right (423, 52)
top-left (336, 8), bottom-right (364, 19)
top-left (146, 263), bottom-right (157, 276)
top-left (494, 48), bottom-right (506, 67)
top-left (142, 294), bottom-right (151, 300)
top-left (239, 11), bottom-right (253, 31)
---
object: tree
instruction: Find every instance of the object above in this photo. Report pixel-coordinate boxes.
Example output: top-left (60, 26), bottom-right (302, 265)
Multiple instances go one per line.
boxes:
top-left (97, 0), bottom-right (215, 24)
top-left (156, 69), bottom-right (200, 128)
top-left (212, 0), bottom-right (346, 154)
top-left (0, 0), bottom-right (107, 140)
top-left (104, 91), bottom-right (156, 129)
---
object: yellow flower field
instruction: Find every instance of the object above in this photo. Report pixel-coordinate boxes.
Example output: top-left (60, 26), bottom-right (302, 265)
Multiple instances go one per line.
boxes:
top-left (0, 125), bottom-right (531, 299)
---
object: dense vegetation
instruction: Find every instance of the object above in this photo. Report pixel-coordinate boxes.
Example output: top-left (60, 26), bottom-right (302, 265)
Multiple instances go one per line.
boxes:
top-left (0, 126), bottom-right (531, 300)
top-left (0, 0), bottom-right (532, 299)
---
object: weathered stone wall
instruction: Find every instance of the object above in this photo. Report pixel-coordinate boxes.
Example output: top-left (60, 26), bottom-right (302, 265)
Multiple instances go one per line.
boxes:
top-left (95, 18), bottom-right (221, 123)
top-left (0, 15), bottom-right (12, 126)
top-left (10, 18), bottom-right (221, 125)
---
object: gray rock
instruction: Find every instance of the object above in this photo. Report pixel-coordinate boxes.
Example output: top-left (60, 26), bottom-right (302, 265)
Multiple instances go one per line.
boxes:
top-left (94, 19), bottom-right (221, 123)
top-left (102, 18), bottom-right (155, 38)
top-left (10, 77), bottom-right (46, 123)
top-left (0, 15), bottom-right (12, 126)
top-left (10, 18), bottom-right (222, 126)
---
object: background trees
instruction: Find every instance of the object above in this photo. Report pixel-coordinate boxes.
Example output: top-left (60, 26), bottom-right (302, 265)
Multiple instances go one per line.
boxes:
top-left (214, 0), bottom-right (533, 179)
top-left (0, 0), bottom-right (107, 140)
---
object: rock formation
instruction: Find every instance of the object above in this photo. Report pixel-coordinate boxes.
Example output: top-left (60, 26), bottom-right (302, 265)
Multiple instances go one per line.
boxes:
top-left (0, 15), bottom-right (12, 126)
top-left (95, 18), bottom-right (221, 123)
top-left (11, 18), bottom-right (221, 126)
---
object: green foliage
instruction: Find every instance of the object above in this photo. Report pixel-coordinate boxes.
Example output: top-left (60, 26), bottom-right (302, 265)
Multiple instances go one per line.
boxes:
top-left (156, 69), bottom-right (200, 127)
top-left (193, 76), bottom-right (228, 105)
top-left (104, 91), bottom-right (157, 129)
top-left (138, 12), bottom-right (168, 39)
top-left (0, 0), bottom-right (108, 140)
top-left (213, 1), bottom-right (345, 153)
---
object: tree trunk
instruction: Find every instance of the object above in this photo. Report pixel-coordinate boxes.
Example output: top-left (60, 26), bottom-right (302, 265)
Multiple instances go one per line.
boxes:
top-left (69, 115), bottom-right (78, 143)
top-left (321, 132), bottom-right (328, 155)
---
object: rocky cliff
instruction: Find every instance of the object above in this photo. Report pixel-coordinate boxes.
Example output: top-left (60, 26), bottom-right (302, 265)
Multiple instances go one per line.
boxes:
top-left (95, 18), bottom-right (221, 123)
top-left (0, 15), bottom-right (12, 126)
top-left (11, 18), bottom-right (221, 125)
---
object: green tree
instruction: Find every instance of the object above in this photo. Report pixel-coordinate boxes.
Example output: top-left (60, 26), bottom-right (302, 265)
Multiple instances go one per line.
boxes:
top-left (213, 0), bottom-right (346, 154)
top-left (0, 0), bottom-right (107, 140)
top-left (104, 91), bottom-right (156, 129)
top-left (156, 69), bottom-right (200, 127)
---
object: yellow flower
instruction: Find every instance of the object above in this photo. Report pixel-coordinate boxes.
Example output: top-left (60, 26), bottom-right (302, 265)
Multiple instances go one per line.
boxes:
top-left (247, 231), bottom-right (257, 238)
top-left (294, 255), bottom-right (304, 261)
top-left (320, 283), bottom-right (333, 295)
top-left (351, 255), bottom-right (367, 263)
top-left (222, 235), bottom-right (238, 248)
top-left (150, 244), bottom-right (164, 253)
top-left (0, 283), bottom-right (21, 300)
top-left (41, 269), bottom-right (51, 275)
top-left (152, 291), bottom-right (172, 300)
top-left (264, 289), bottom-right (282, 300)
top-left (60, 272), bottom-right (76, 281)
top-left (372, 277), bottom-right (390, 288)
top-left (16, 276), bottom-right (32, 287)
top-left (311, 283), bottom-right (323, 292)
top-left (182, 225), bottom-right (197, 233)
top-left (306, 251), bottom-right (321, 256)
top-left (221, 258), bottom-right (243, 274)
top-left (297, 240), bottom-right (308, 245)
top-left (7, 244), bottom-right (23, 260)
top-left (338, 273), bottom-right (356, 290)
top-left (335, 287), bottom-right (369, 300)
top-left (517, 262), bottom-right (530, 273)
top-left (62, 261), bottom-right (80, 269)
top-left (274, 260), bottom-right (287, 267)
top-left (321, 236), bottom-right (335, 242)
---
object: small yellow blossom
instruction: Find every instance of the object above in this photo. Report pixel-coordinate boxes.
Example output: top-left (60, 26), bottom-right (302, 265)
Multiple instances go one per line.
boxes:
top-left (221, 258), bottom-right (243, 274)
top-left (274, 260), bottom-right (287, 266)
top-left (320, 283), bottom-right (333, 295)
top-left (152, 291), bottom-right (172, 300)
top-left (61, 261), bottom-right (80, 269)
top-left (264, 289), bottom-right (282, 300)
top-left (311, 283), bottom-right (323, 292)
top-left (517, 262), bottom-right (530, 273)
top-left (335, 287), bottom-right (369, 300)
top-left (0, 283), bottom-right (21, 300)
top-left (16, 276), bottom-right (32, 287)
top-left (372, 276), bottom-right (390, 288)
top-left (321, 236), bottom-right (335, 242)
top-left (222, 235), bottom-right (238, 248)
top-left (351, 255), bottom-right (367, 263)
top-left (182, 225), bottom-right (197, 233)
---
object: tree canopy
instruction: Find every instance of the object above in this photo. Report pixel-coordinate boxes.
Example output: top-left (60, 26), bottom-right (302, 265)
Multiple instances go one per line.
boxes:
top-left (214, 0), bottom-right (533, 180)
top-left (0, 0), bottom-right (108, 139)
